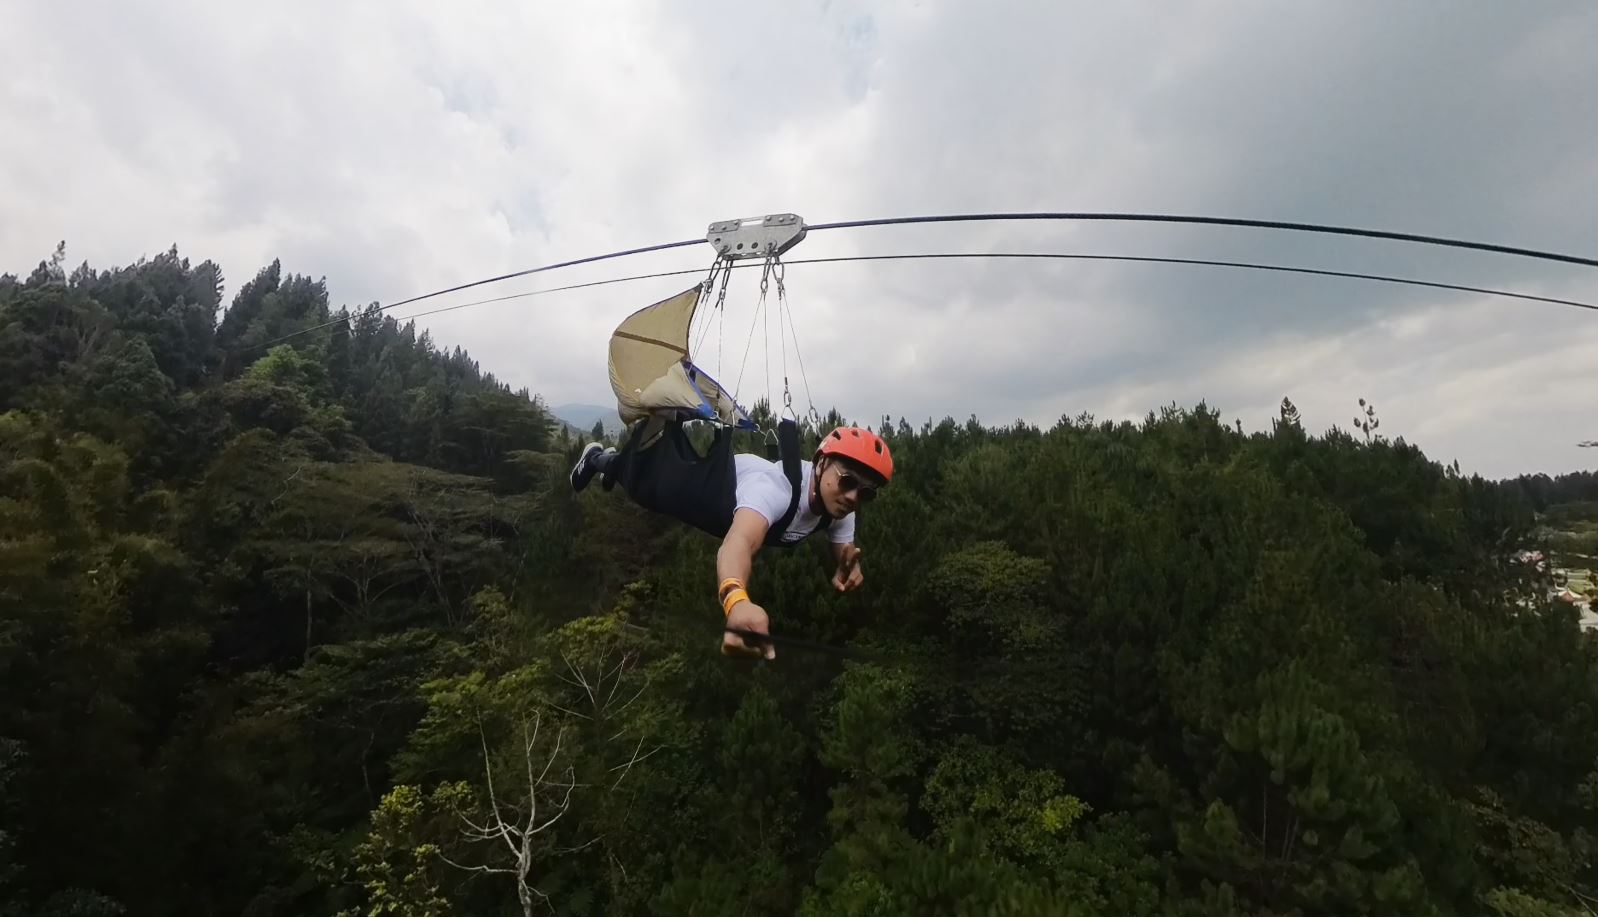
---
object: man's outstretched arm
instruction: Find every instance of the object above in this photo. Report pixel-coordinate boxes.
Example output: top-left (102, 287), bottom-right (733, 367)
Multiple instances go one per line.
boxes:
top-left (719, 509), bottom-right (774, 659)
top-left (718, 508), bottom-right (766, 589)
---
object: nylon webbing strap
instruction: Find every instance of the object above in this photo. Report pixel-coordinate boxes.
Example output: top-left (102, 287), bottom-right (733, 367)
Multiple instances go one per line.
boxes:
top-left (757, 417), bottom-right (805, 548)
top-left (723, 626), bottom-right (886, 662)
top-left (719, 627), bottom-right (1068, 688)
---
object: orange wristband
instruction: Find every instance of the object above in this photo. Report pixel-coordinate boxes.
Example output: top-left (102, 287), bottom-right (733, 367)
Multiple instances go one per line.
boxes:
top-left (721, 588), bottom-right (749, 617)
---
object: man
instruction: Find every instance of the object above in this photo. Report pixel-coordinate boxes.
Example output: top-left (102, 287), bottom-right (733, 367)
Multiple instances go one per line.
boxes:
top-left (570, 425), bottom-right (893, 659)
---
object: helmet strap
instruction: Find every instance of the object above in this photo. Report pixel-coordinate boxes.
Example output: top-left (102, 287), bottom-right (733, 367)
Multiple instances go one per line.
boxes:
top-left (809, 457), bottom-right (832, 519)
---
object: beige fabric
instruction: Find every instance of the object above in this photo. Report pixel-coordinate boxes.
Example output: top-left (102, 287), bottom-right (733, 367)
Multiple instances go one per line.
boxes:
top-left (607, 285), bottom-right (750, 427)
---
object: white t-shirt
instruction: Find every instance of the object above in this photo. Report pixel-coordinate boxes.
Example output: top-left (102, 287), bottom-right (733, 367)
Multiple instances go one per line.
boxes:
top-left (733, 452), bottom-right (856, 545)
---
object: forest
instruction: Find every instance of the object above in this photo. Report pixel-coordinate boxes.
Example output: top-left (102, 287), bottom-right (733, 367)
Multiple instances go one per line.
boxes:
top-left (3, 244), bottom-right (1598, 917)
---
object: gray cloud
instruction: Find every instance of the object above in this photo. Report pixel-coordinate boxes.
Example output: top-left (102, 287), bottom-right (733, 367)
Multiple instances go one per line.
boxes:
top-left (3, 0), bottom-right (1594, 480)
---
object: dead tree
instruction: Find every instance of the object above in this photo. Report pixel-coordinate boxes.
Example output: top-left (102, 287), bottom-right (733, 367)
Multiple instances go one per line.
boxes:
top-left (438, 636), bottom-right (661, 914)
top-left (442, 712), bottom-right (576, 917)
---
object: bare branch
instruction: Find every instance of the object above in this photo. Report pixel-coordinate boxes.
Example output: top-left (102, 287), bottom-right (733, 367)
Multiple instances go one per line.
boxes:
top-left (534, 724), bottom-right (566, 795)
top-left (269, 463), bottom-right (306, 508)
top-left (530, 806), bottom-right (568, 837)
top-left (609, 734), bottom-right (661, 790)
top-left (555, 672), bottom-right (588, 691)
top-left (544, 701), bottom-right (592, 722)
top-left (524, 712), bottom-right (542, 763)
top-left (557, 766), bottom-right (578, 808)
top-left (532, 766), bottom-right (578, 835)
top-left (457, 814), bottom-right (500, 837)
top-left (554, 834), bottom-right (605, 855)
top-left (438, 853), bottom-right (518, 876)
top-left (561, 651), bottom-right (597, 709)
top-left (523, 717), bottom-right (541, 839)
top-left (477, 716), bottom-right (522, 861)
top-left (608, 747), bottom-right (661, 774)
top-left (600, 654), bottom-right (631, 709)
top-left (521, 879), bottom-right (551, 904)
top-left (609, 850), bottom-right (629, 883)
top-left (1563, 882), bottom-right (1598, 917)
top-left (478, 718), bottom-right (506, 830)
top-left (605, 677), bottom-right (650, 720)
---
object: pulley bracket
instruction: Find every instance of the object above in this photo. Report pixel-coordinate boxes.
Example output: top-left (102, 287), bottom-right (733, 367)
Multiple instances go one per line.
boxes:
top-left (707, 213), bottom-right (807, 260)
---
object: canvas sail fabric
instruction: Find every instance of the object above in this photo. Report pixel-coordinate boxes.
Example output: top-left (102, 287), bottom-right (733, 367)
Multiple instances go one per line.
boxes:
top-left (607, 285), bottom-right (754, 429)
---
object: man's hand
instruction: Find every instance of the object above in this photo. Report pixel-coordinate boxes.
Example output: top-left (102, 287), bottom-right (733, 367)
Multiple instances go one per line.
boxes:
top-left (723, 601), bottom-right (774, 660)
top-left (832, 544), bottom-right (864, 592)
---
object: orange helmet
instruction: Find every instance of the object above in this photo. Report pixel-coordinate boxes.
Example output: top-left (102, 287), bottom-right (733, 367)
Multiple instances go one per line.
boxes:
top-left (816, 426), bottom-right (893, 484)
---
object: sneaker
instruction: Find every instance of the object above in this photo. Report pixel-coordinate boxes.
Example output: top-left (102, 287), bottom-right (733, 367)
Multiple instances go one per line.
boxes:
top-left (571, 443), bottom-right (605, 492)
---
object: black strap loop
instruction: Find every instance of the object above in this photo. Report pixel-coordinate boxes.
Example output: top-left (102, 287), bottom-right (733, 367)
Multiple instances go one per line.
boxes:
top-left (762, 417), bottom-right (804, 546)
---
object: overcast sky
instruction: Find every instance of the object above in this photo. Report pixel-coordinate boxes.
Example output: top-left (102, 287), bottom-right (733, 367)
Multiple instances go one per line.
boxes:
top-left (4, 1), bottom-right (1595, 479)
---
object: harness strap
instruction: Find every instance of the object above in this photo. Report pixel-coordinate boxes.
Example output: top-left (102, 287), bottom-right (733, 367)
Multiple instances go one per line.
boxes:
top-left (763, 417), bottom-right (804, 546)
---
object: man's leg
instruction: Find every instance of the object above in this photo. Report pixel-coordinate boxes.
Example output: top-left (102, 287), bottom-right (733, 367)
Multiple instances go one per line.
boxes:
top-left (570, 442), bottom-right (617, 492)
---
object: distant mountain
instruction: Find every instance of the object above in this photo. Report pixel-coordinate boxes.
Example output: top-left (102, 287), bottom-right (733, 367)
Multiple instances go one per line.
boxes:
top-left (551, 402), bottom-right (624, 437)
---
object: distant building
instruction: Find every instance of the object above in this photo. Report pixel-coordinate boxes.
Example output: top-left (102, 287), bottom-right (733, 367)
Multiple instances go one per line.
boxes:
top-left (1554, 586), bottom-right (1594, 626)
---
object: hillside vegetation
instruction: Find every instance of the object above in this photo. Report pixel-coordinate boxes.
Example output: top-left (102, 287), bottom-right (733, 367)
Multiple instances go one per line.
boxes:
top-left (3, 246), bottom-right (1597, 917)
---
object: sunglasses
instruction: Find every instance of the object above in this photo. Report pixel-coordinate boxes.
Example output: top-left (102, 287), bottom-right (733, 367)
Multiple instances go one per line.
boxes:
top-left (833, 466), bottom-right (879, 502)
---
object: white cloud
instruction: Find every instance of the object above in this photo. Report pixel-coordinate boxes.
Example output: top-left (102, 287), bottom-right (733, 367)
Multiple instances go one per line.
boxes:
top-left (1043, 294), bottom-right (1598, 480)
top-left (3, 0), bottom-right (1594, 477)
